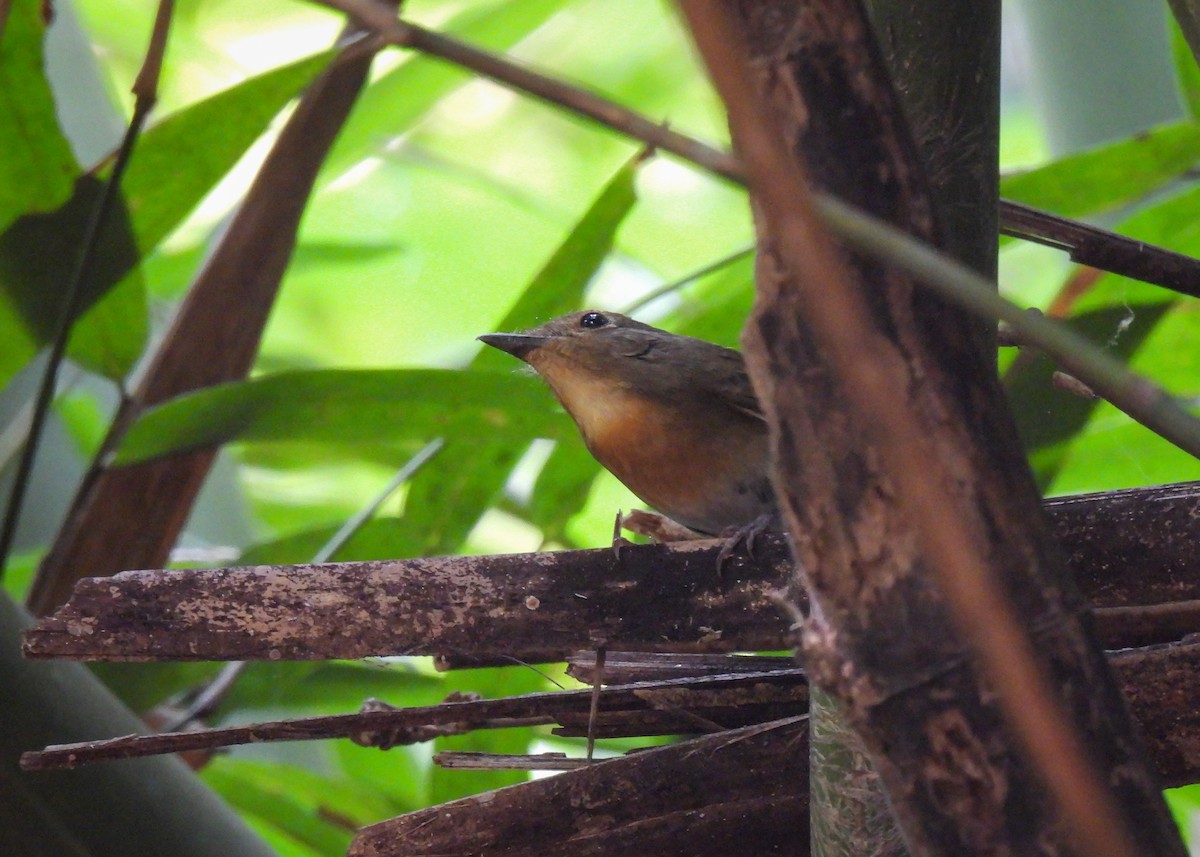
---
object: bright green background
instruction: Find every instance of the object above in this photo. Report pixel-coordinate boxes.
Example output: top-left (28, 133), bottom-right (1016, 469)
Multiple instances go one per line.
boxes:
top-left (2, 1), bottom-right (1198, 852)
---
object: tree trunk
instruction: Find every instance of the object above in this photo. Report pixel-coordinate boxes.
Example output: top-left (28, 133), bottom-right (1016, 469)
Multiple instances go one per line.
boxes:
top-left (724, 0), bottom-right (1186, 854)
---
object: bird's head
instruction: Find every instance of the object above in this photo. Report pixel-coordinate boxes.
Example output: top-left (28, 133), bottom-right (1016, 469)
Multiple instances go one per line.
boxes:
top-left (478, 310), bottom-right (664, 383)
top-left (479, 310), bottom-right (679, 439)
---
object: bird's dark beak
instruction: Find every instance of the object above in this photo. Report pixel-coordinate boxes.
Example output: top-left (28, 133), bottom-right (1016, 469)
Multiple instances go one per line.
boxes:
top-left (477, 333), bottom-right (550, 360)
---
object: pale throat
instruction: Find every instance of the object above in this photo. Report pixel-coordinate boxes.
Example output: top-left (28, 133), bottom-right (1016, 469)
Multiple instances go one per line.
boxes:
top-left (534, 359), bottom-right (644, 446)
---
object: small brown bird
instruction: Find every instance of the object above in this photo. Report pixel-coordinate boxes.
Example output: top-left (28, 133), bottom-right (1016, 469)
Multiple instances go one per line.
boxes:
top-left (479, 310), bottom-right (776, 537)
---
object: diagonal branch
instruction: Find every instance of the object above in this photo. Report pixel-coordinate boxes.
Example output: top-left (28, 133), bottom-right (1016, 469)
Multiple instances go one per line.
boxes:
top-left (0, 1), bottom-right (175, 578)
top-left (309, 1), bottom-right (1200, 301)
top-left (20, 669), bottom-right (809, 770)
top-left (683, 2), bottom-right (1182, 856)
top-left (20, 482), bottom-right (1200, 664)
top-left (25, 14), bottom-right (391, 616)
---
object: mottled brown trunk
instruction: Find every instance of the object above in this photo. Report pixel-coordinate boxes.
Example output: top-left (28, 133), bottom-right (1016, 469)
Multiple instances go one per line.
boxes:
top-left (727, 0), bottom-right (1185, 855)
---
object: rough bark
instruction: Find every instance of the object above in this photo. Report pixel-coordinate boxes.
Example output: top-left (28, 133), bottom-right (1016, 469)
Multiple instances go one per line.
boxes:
top-left (22, 480), bottom-right (1200, 663)
top-left (727, 1), bottom-right (1184, 855)
top-left (21, 479), bottom-right (1200, 663)
top-left (22, 538), bottom-right (789, 661)
top-left (348, 717), bottom-right (810, 857)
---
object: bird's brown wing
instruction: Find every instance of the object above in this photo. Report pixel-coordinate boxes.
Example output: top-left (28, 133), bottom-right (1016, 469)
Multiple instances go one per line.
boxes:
top-left (706, 347), bottom-right (765, 422)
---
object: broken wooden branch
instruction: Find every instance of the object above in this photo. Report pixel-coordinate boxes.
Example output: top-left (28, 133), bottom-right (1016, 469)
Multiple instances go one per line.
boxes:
top-left (433, 751), bottom-right (595, 771)
top-left (22, 537), bottom-right (790, 662)
top-left (347, 717), bottom-right (811, 857)
top-left (21, 480), bottom-right (1200, 663)
top-left (19, 668), bottom-right (808, 771)
top-left (22, 639), bottom-right (1200, 789)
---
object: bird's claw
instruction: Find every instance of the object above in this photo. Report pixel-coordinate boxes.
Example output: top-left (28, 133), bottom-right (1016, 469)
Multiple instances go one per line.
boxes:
top-left (715, 514), bottom-right (775, 579)
top-left (611, 511), bottom-right (636, 562)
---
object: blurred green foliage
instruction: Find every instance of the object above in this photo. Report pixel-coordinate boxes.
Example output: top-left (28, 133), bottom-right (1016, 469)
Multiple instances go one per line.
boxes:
top-left (1, 0), bottom-right (1198, 851)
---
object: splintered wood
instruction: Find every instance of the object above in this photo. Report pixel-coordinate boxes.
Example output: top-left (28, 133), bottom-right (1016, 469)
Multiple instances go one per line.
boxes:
top-left (21, 481), bottom-right (1200, 663)
top-left (23, 537), bottom-right (794, 662)
top-left (348, 717), bottom-right (811, 857)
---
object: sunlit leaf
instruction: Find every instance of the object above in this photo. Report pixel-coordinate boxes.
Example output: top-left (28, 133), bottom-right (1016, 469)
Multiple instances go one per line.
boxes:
top-left (0, 47), bottom-right (337, 384)
top-left (202, 759), bottom-right (355, 857)
top-left (0, 0), bottom-right (79, 234)
top-left (321, 0), bottom-right (568, 182)
top-left (386, 152), bottom-right (643, 557)
top-left (999, 122), bottom-right (1200, 223)
top-left (114, 368), bottom-right (563, 465)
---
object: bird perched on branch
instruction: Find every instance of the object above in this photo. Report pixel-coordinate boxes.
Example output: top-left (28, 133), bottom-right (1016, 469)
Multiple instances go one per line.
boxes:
top-left (479, 310), bottom-right (776, 543)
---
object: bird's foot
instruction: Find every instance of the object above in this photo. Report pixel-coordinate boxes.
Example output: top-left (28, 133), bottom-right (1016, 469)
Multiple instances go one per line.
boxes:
top-left (715, 514), bottom-right (776, 577)
top-left (620, 509), bottom-right (707, 543)
top-left (613, 510), bottom-right (707, 562)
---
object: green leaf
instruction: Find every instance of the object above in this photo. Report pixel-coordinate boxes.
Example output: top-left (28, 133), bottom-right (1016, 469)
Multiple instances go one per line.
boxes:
top-left (114, 368), bottom-right (563, 465)
top-left (391, 152), bottom-right (643, 557)
top-left (88, 662), bottom-right (223, 713)
top-left (1007, 302), bottom-right (1172, 487)
top-left (999, 122), bottom-right (1200, 221)
top-left (1007, 183), bottom-right (1200, 486)
top-left (1045, 402), bottom-right (1200, 496)
top-left (202, 759), bottom-right (355, 857)
top-left (117, 48), bottom-right (337, 256)
top-left (336, 738), bottom-right (429, 813)
top-left (207, 757), bottom-right (398, 829)
top-left (1172, 16), bottom-right (1200, 121)
top-left (222, 660), bottom-right (447, 716)
top-left (0, 0), bottom-right (79, 234)
top-left (239, 519), bottom-right (425, 565)
top-left (1047, 290), bottom-right (1200, 494)
top-left (527, 435), bottom-right (602, 542)
top-left (320, 0), bottom-right (567, 182)
top-left (0, 47), bottom-right (338, 384)
top-left (473, 155), bottom-right (643, 372)
top-left (67, 267), bottom-right (149, 379)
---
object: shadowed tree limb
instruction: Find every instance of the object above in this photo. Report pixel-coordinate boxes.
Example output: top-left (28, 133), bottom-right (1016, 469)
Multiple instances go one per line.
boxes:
top-left (682, 1), bottom-right (1184, 856)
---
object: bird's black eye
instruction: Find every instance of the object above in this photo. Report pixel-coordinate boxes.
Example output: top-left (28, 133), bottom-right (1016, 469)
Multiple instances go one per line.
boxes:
top-left (579, 311), bottom-right (609, 329)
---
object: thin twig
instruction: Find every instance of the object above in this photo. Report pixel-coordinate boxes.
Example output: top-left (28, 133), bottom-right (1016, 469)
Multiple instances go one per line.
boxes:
top-left (0, 0), bottom-right (175, 579)
top-left (434, 752), bottom-right (596, 771)
top-left (585, 645), bottom-right (606, 760)
top-left (21, 668), bottom-right (808, 770)
top-left (621, 245), bottom-right (755, 315)
top-left (816, 194), bottom-right (1200, 460)
top-left (1001, 199), bottom-right (1200, 299)
top-left (679, 4), bottom-right (1146, 857)
top-left (304, 0), bottom-right (1200, 301)
top-left (311, 437), bottom-right (444, 563)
